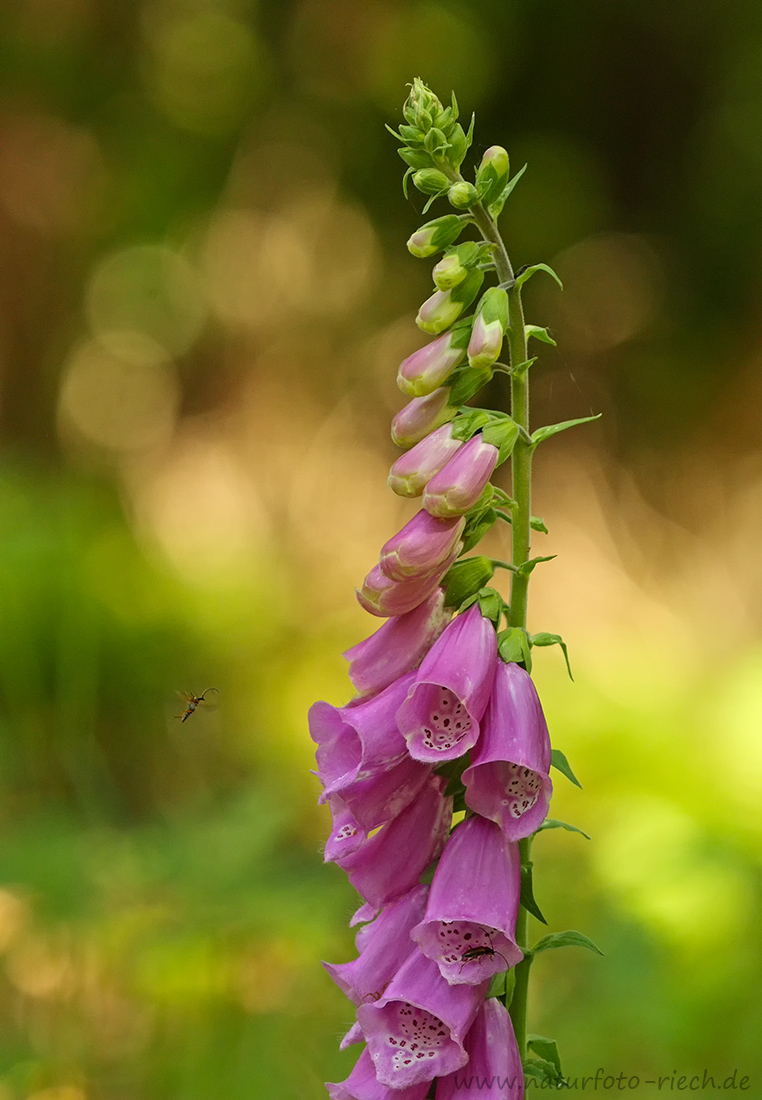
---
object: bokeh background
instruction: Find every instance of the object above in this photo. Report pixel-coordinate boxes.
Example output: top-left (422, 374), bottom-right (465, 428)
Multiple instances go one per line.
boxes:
top-left (0, 0), bottom-right (761, 1096)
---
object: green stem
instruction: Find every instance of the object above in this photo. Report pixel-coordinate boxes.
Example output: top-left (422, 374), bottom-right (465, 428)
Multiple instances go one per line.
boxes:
top-left (471, 199), bottom-right (534, 1058)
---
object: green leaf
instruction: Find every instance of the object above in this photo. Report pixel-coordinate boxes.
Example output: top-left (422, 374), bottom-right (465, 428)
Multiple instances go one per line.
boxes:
top-left (530, 515), bottom-right (548, 534)
top-left (538, 819), bottom-right (591, 840)
top-left (523, 1058), bottom-right (562, 1085)
top-left (550, 748), bottom-right (582, 788)
top-left (481, 418), bottom-right (520, 465)
top-left (402, 166), bottom-right (414, 199)
top-left (530, 413), bottom-right (602, 448)
top-left (459, 507), bottom-right (497, 554)
top-left (531, 930), bottom-right (604, 956)
top-left (477, 588), bottom-right (505, 627)
top-left (530, 631), bottom-right (573, 680)
top-left (442, 557), bottom-right (495, 608)
top-left (515, 555), bottom-right (556, 578)
top-left (450, 409), bottom-right (491, 441)
top-left (434, 752), bottom-right (470, 797)
top-left (520, 860), bottom-right (547, 924)
top-left (508, 356), bottom-right (537, 378)
top-left (447, 365), bottom-right (493, 405)
top-left (525, 324), bottom-right (557, 346)
top-left (497, 627), bottom-right (532, 670)
top-left (527, 1035), bottom-right (563, 1077)
top-left (514, 262), bottom-right (563, 292)
top-left (487, 162), bottom-right (527, 220)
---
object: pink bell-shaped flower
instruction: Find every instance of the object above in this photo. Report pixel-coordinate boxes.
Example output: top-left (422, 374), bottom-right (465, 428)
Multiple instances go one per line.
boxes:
top-left (343, 589), bottom-right (451, 698)
top-left (436, 996), bottom-right (524, 1099)
top-left (357, 949), bottom-right (488, 1089)
top-left (323, 883), bottom-right (429, 1006)
top-left (327, 1047), bottom-right (430, 1100)
top-left (463, 660), bottom-right (553, 841)
top-left (396, 605), bottom-right (497, 763)
top-left (332, 773), bottom-right (452, 909)
top-left (411, 815), bottom-right (522, 985)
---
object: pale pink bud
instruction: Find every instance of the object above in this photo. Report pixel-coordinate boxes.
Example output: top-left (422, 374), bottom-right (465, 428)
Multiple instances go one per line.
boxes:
top-left (357, 559), bottom-right (454, 618)
top-left (467, 313), bottom-right (504, 368)
top-left (416, 288), bottom-right (464, 335)
top-left (422, 435), bottom-right (499, 517)
top-left (397, 331), bottom-right (467, 398)
top-left (379, 510), bottom-right (465, 581)
top-left (388, 423), bottom-right (464, 497)
top-left (391, 388), bottom-right (455, 448)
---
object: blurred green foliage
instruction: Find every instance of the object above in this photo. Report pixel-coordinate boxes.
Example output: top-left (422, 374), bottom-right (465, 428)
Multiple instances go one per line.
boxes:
top-left (0, 0), bottom-right (761, 1097)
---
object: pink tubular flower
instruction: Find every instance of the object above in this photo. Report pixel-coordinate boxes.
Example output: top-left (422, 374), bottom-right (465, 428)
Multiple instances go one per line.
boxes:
top-left (463, 660), bottom-right (553, 841)
top-left (380, 510), bottom-right (465, 581)
top-left (323, 884), bottom-right (429, 1006)
top-left (397, 331), bottom-right (467, 398)
top-left (310, 673), bottom-right (431, 837)
top-left (310, 672), bottom-right (414, 788)
top-left (396, 605), bottom-right (497, 763)
top-left (422, 435), bottom-right (499, 518)
top-left (357, 552), bottom-right (457, 617)
top-left (391, 388), bottom-right (456, 448)
top-left (411, 815), bottom-right (522, 986)
top-left (357, 949), bottom-right (488, 1089)
top-left (436, 997), bottom-right (524, 1099)
top-left (333, 774), bottom-right (452, 909)
top-left (388, 424), bottom-right (465, 498)
top-left (327, 1047), bottom-right (430, 1100)
top-left (344, 589), bottom-right (451, 697)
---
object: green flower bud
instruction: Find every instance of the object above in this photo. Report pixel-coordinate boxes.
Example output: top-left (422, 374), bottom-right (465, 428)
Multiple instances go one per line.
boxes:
top-left (432, 241), bottom-right (481, 290)
top-left (448, 181), bottom-right (479, 210)
top-left (406, 215), bottom-right (466, 259)
top-left (404, 78), bottom-right (444, 130)
top-left (416, 269), bottom-right (484, 335)
top-left (475, 145), bottom-right (510, 206)
top-left (413, 168), bottom-right (450, 196)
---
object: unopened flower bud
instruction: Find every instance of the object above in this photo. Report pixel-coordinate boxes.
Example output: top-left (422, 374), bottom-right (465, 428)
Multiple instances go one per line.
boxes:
top-left (388, 423), bottom-right (464, 496)
top-left (357, 557), bottom-right (455, 617)
top-left (432, 241), bottom-right (480, 291)
top-left (379, 510), bottom-right (465, 581)
top-left (391, 388), bottom-right (456, 448)
top-left (467, 314), bottom-right (503, 369)
top-left (423, 434), bottom-right (499, 517)
top-left (397, 329), bottom-right (468, 397)
top-left (412, 168), bottom-right (449, 196)
top-left (448, 181), bottom-right (479, 210)
top-left (475, 145), bottom-right (510, 206)
top-left (468, 287), bottom-right (509, 368)
top-left (407, 215), bottom-right (465, 259)
top-left (416, 269), bottom-right (484, 335)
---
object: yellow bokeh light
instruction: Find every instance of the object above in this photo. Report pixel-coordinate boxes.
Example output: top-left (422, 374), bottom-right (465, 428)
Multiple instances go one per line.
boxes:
top-left (85, 244), bottom-right (206, 356)
top-left (58, 332), bottom-right (180, 456)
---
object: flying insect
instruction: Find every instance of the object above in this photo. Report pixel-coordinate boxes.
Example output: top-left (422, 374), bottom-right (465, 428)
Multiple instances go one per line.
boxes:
top-left (175, 688), bottom-right (218, 722)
